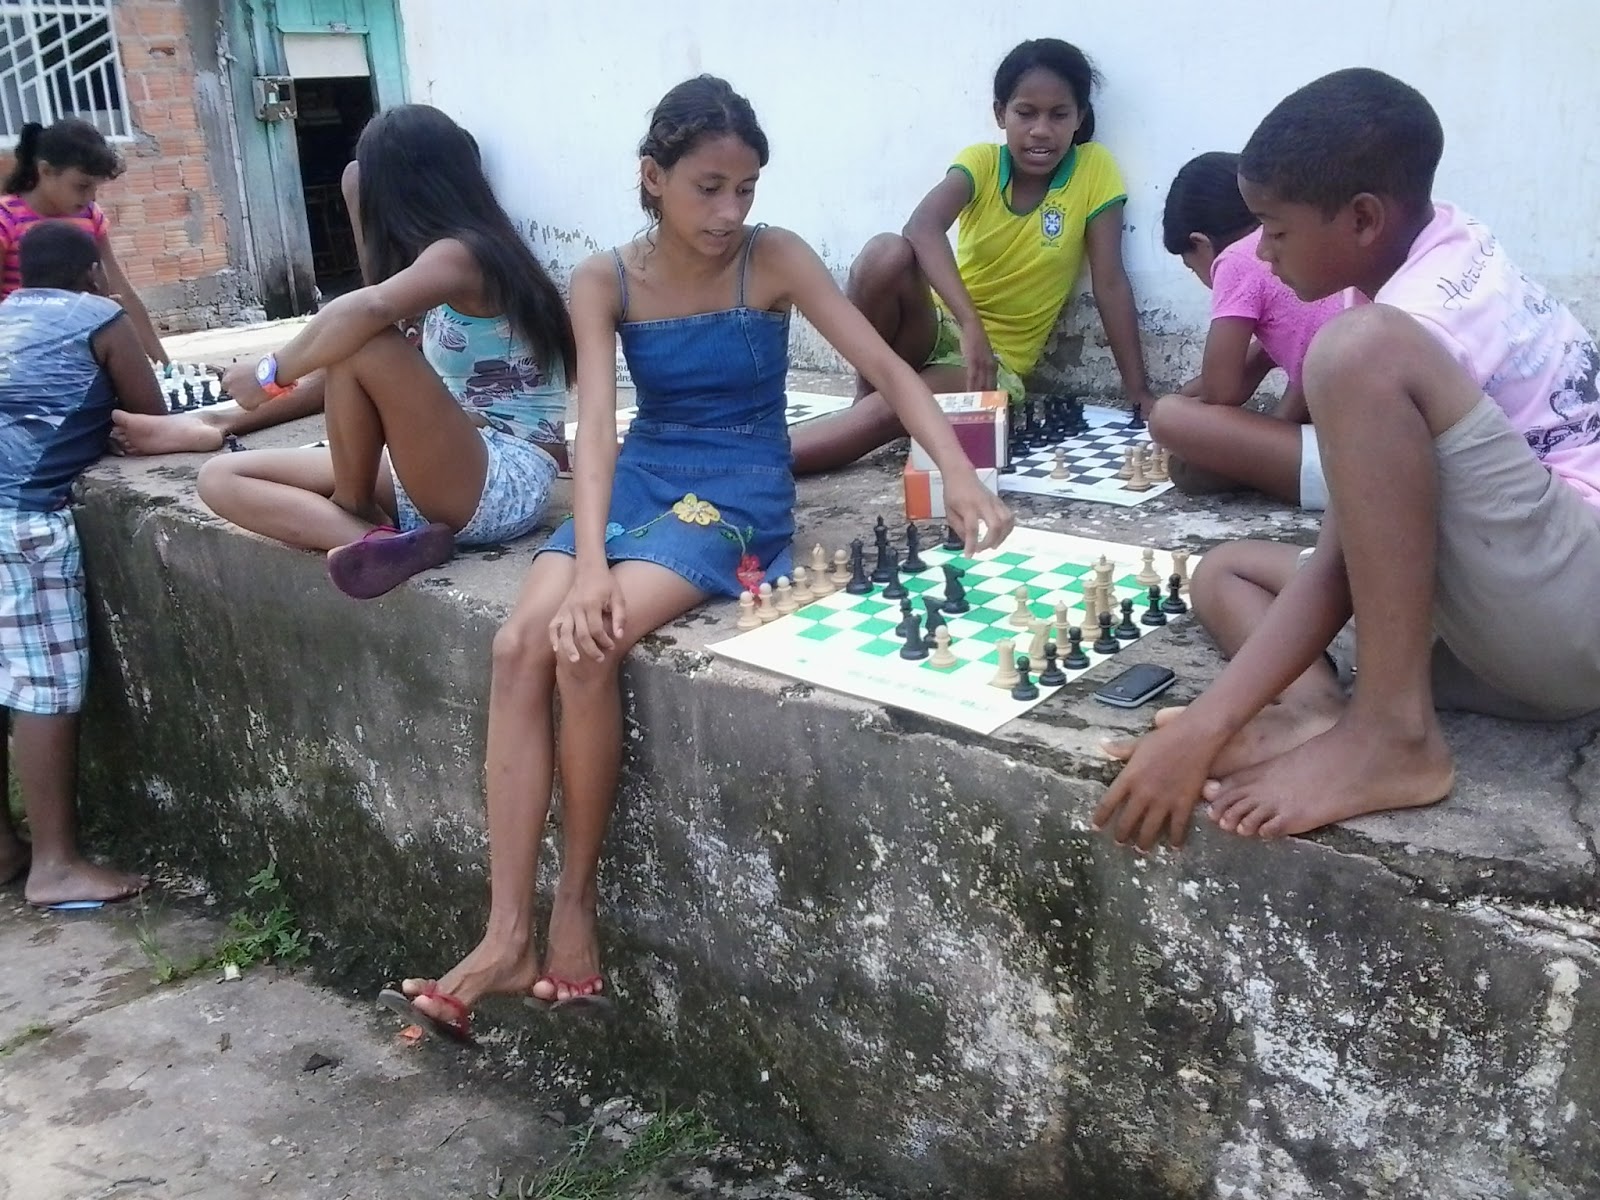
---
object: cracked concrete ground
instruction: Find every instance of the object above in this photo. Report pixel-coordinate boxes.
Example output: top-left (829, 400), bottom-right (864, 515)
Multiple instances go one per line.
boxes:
top-left (0, 894), bottom-right (876, 1200)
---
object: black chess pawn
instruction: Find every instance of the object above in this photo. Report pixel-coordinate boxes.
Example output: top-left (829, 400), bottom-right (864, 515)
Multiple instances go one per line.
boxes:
top-left (898, 612), bottom-right (928, 660)
top-left (1126, 404), bottom-right (1147, 432)
top-left (901, 523), bottom-right (928, 573)
top-left (1062, 627), bottom-right (1091, 669)
top-left (1160, 574), bottom-right (1189, 614)
top-left (1115, 598), bottom-right (1142, 640)
top-left (881, 560), bottom-right (908, 600)
top-left (1010, 654), bottom-right (1039, 701)
top-left (1038, 641), bottom-right (1067, 687)
top-left (896, 596), bottom-right (916, 638)
top-left (921, 597), bottom-right (947, 648)
top-left (845, 539), bottom-right (873, 595)
top-left (941, 524), bottom-right (963, 552)
top-left (939, 564), bottom-right (970, 614)
top-left (1092, 611), bottom-right (1121, 655)
top-left (1141, 584), bottom-right (1168, 627)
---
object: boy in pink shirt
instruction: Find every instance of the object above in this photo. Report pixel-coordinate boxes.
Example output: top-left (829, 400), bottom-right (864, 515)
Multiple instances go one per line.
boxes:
top-left (1094, 68), bottom-right (1600, 849)
top-left (1150, 152), bottom-right (1342, 507)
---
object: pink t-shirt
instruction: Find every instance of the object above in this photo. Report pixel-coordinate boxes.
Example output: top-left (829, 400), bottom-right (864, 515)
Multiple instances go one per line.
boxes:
top-left (0, 195), bottom-right (109, 299)
top-left (1348, 203), bottom-right (1600, 506)
top-left (1210, 227), bottom-right (1341, 388)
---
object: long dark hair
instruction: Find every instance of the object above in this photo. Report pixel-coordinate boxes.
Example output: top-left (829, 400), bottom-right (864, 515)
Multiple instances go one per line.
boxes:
top-left (1162, 152), bottom-right (1257, 255)
top-left (993, 39), bottom-right (1100, 145)
top-left (355, 105), bottom-right (575, 380)
top-left (4, 119), bottom-right (123, 195)
top-left (637, 75), bottom-right (769, 220)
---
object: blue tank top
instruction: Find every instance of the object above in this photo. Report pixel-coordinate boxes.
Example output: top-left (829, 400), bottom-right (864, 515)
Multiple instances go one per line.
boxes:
top-left (0, 288), bottom-right (122, 511)
top-left (421, 304), bottom-right (567, 455)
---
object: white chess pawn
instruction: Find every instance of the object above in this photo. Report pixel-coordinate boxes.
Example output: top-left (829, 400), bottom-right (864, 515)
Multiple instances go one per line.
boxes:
top-left (1009, 586), bottom-right (1032, 628)
top-left (756, 581), bottom-right (780, 622)
top-left (735, 590), bottom-right (761, 630)
top-left (1137, 548), bottom-right (1160, 587)
top-left (1049, 446), bottom-right (1069, 480)
top-left (809, 544), bottom-right (835, 596)
top-left (791, 566), bottom-right (813, 605)
top-left (930, 626), bottom-right (959, 669)
top-left (774, 576), bottom-right (798, 615)
top-left (830, 549), bottom-right (851, 587)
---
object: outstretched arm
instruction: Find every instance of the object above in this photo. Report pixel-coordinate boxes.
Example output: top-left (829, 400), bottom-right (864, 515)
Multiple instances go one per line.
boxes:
top-left (765, 228), bottom-right (1014, 553)
top-left (1084, 203), bottom-right (1154, 415)
top-left (96, 235), bottom-right (167, 363)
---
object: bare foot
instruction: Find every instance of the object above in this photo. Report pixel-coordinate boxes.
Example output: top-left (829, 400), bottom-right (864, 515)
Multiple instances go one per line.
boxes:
top-left (532, 892), bottom-right (603, 1003)
top-left (25, 857), bottom-right (146, 907)
top-left (1151, 700), bottom-right (1341, 777)
top-left (110, 410), bottom-right (225, 456)
top-left (1202, 716), bottom-right (1454, 838)
top-left (401, 935), bottom-right (541, 1026)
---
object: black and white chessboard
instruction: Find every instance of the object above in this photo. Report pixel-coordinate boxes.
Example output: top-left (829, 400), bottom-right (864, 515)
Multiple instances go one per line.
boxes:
top-left (1000, 403), bottom-right (1172, 507)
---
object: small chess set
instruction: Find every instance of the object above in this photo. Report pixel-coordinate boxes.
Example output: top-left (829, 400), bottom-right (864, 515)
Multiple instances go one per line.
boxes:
top-left (998, 396), bottom-right (1174, 507)
top-left (151, 361), bottom-right (234, 415)
top-left (710, 520), bottom-right (1198, 734)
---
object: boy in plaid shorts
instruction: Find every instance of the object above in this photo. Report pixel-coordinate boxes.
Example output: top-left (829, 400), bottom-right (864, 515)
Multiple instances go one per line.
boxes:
top-left (0, 221), bottom-right (165, 906)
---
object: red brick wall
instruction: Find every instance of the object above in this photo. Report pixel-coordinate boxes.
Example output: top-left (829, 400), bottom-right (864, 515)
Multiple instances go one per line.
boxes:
top-left (2, 0), bottom-right (235, 324)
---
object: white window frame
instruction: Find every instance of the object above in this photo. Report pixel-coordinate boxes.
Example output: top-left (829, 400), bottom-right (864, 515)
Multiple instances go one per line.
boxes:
top-left (0, 0), bottom-right (133, 142)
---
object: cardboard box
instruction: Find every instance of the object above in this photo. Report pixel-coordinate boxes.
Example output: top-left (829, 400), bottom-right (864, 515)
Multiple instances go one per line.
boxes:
top-left (904, 463), bottom-right (1001, 521)
top-left (908, 390), bottom-right (1009, 471)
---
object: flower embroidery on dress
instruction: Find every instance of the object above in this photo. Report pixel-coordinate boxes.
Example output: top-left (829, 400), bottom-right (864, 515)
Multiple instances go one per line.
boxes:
top-left (610, 493), bottom-right (761, 590)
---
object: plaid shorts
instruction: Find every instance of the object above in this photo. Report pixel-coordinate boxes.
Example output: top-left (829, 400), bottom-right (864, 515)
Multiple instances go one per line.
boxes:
top-left (0, 508), bottom-right (88, 715)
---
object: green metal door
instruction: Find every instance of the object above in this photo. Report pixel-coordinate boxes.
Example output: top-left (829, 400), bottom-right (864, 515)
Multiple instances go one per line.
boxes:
top-left (272, 0), bottom-right (408, 110)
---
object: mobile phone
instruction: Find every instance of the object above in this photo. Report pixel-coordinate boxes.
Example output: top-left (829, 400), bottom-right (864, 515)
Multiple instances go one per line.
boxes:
top-left (1092, 664), bottom-right (1177, 708)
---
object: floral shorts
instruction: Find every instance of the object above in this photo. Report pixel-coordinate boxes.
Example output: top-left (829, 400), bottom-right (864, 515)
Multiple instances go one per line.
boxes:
top-left (925, 307), bottom-right (1027, 406)
top-left (393, 427), bottom-right (557, 546)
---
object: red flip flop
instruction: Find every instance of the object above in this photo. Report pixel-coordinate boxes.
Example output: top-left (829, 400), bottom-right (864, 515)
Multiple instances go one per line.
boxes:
top-left (377, 983), bottom-right (474, 1043)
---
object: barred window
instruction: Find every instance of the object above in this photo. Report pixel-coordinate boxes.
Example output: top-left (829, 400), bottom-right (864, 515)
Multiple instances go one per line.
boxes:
top-left (0, 0), bottom-right (131, 140)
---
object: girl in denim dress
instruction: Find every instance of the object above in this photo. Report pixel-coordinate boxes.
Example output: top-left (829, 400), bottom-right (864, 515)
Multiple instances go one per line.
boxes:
top-left (384, 76), bottom-right (1012, 1038)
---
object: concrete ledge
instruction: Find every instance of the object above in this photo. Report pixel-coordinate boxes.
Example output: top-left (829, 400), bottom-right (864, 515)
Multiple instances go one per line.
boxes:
top-left (76, 415), bottom-right (1600, 1199)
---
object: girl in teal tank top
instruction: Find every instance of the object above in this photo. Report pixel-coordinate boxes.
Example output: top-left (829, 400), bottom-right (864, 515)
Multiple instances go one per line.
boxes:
top-left (196, 105), bottom-right (575, 600)
top-left (381, 77), bottom-right (1014, 1039)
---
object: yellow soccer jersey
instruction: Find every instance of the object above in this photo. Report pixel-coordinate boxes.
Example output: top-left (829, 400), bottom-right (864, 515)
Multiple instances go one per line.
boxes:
top-left (944, 141), bottom-right (1127, 377)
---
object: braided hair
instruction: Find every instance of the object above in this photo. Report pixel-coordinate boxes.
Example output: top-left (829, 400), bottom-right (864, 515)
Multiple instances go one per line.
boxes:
top-left (4, 119), bottom-right (123, 195)
top-left (637, 75), bottom-right (769, 221)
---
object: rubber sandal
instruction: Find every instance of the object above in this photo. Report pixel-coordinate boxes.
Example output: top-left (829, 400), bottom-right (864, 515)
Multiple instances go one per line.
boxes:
top-left (527, 974), bottom-right (615, 1015)
top-left (327, 522), bottom-right (455, 600)
top-left (377, 983), bottom-right (475, 1043)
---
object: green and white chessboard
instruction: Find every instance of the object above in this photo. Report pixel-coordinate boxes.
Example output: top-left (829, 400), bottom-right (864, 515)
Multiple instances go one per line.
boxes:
top-left (710, 526), bottom-right (1198, 734)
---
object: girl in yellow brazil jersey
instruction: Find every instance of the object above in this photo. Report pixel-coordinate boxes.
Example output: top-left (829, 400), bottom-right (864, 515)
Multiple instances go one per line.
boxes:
top-left (792, 38), bottom-right (1155, 473)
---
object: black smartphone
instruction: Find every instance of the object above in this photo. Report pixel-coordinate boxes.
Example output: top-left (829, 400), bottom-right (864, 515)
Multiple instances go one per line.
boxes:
top-left (1092, 663), bottom-right (1177, 708)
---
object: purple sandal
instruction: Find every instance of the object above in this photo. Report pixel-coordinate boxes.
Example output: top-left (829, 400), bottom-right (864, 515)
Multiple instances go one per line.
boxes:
top-left (326, 522), bottom-right (455, 600)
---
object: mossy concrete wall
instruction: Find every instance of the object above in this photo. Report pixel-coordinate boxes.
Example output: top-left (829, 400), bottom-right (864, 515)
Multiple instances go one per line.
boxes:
top-left (75, 452), bottom-right (1600, 1200)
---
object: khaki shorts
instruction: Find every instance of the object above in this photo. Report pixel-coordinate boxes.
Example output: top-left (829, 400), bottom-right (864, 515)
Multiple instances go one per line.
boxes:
top-left (1324, 396), bottom-right (1600, 721)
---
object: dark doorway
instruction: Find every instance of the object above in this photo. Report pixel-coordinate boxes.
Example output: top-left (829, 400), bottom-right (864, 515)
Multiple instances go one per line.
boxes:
top-left (291, 76), bottom-right (375, 301)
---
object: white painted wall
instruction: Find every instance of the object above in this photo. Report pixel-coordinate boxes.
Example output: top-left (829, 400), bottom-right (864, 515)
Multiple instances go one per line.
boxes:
top-left (398, 0), bottom-right (1600, 387)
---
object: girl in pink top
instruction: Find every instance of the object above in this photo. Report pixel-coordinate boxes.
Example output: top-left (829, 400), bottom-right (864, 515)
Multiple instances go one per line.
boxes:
top-left (1148, 152), bottom-right (1341, 508)
top-left (1, 121), bottom-right (167, 362)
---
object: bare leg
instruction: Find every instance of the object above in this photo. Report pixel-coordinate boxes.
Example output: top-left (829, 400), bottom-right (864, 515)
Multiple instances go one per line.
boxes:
top-left (791, 233), bottom-right (941, 474)
top-left (1205, 307), bottom-right (1469, 837)
top-left (1148, 394), bottom-right (1306, 505)
top-left (1147, 539), bottom-right (1345, 779)
top-left (198, 447), bottom-right (390, 549)
top-left (405, 553), bottom-right (573, 1022)
top-left (110, 375), bottom-right (329, 457)
top-left (0, 717), bottom-right (27, 885)
top-left (533, 561), bottom-right (707, 1002)
top-left (14, 712), bottom-right (144, 907)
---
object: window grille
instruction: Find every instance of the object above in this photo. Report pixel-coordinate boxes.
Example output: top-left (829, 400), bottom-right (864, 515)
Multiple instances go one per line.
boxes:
top-left (0, 1), bottom-right (132, 141)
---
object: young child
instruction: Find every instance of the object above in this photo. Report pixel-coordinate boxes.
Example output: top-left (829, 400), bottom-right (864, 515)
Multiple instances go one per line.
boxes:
top-left (196, 105), bottom-right (575, 600)
top-left (2, 120), bottom-right (168, 363)
top-left (0, 222), bottom-right (167, 907)
top-left (1148, 152), bottom-right (1342, 508)
top-left (381, 75), bottom-right (1013, 1038)
top-left (1094, 68), bottom-right (1600, 851)
top-left (790, 38), bottom-right (1154, 474)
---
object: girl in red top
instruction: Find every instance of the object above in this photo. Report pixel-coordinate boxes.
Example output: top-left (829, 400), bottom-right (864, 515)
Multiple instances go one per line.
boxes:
top-left (1, 120), bottom-right (167, 362)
